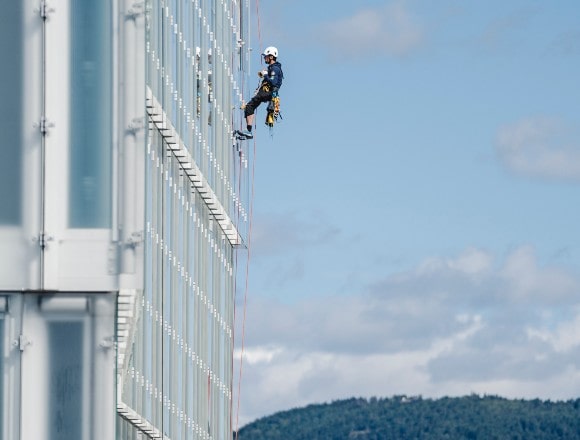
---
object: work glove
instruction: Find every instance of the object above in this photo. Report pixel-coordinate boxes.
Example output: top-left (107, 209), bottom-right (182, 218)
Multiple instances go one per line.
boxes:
top-left (258, 69), bottom-right (268, 78)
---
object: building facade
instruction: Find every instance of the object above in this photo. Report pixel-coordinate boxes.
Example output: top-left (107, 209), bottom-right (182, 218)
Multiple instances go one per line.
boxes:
top-left (0, 1), bottom-right (251, 438)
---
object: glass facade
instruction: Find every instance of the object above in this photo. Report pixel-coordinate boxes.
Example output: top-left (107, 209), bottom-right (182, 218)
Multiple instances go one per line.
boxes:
top-left (1, 0), bottom-right (249, 438)
top-left (0, 293), bottom-right (115, 440)
top-left (119, 131), bottom-right (236, 438)
top-left (0, 0), bottom-right (119, 292)
top-left (0, 1), bottom-right (23, 226)
top-left (145, 0), bottom-right (250, 235)
top-left (116, 0), bottom-right (251, 437)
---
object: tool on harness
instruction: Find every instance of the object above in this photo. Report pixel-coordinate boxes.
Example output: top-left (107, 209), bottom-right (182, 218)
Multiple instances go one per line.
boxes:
top-left (265, 96), bottom-right (281, 128)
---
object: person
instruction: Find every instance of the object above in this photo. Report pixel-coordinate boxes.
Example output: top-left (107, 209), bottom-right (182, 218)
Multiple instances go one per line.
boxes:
top-left (238, 46), bottom-right (283, 139)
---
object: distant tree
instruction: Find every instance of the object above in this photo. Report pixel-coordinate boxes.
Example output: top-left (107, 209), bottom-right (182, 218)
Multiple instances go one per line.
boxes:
top-left (235, 395), bottom-right (580, 440)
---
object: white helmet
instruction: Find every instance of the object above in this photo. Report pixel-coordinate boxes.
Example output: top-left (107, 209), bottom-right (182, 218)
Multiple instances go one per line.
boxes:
top-left (263, 46), bottom-right (278, 58)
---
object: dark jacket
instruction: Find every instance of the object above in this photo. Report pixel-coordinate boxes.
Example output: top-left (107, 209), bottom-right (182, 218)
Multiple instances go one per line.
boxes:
top-left (263, 61), bottom-right (283, 90)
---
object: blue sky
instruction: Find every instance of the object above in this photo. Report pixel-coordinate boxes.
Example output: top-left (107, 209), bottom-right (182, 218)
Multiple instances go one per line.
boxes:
top-left (232, 0), bottom-right (580, 428)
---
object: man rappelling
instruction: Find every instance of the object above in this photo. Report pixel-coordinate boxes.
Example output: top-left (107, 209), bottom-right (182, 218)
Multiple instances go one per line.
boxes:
top-left (237, 46), bottom-right (283, 139)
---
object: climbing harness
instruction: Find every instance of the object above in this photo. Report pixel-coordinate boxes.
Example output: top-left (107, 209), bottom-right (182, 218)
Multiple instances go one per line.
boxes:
top-left (265, 96), bottom-right (281, 128)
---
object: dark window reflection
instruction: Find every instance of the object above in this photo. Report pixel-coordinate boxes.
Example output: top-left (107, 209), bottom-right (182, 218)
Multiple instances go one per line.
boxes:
top-left (0, 2), bottom-right (22, 225)
top-left (49, 321), bottom-right (84, 440)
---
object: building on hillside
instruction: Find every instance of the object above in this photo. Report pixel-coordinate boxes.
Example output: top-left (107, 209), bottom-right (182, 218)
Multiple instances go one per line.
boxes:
top-left (0, 1), bottom-right (251, 438)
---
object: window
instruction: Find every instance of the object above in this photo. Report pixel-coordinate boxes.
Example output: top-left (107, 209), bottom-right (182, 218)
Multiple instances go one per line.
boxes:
top-left (0, 293), bottom-right (117, 440)
top-left (0, 1), bottom-right (23, 225)
top-left (48, 321), bottom-right (84, 440)
top-left (69, 1), bottom-right (112, 227)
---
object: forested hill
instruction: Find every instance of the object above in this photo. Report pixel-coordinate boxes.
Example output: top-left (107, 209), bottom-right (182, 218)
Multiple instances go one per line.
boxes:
top-left (235, 395), bottom-right (580, 439)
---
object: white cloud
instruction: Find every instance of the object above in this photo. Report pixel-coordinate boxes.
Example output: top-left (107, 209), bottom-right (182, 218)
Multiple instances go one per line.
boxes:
top-left (235, 346), bottom-right (284, 365)
top-left (317, 1), bottom-right (423, 59)
top-left (448, 248), bottom-right (494, 275)
top-left (496, 116), bottom-right (580, 181)
top-left (233, 246), bottom-right (580, 426)
top-left (499, 245), bottom-right (579, 302)
top-left (417, 247), bottom-right (493, 276)
top-left (527, 310), bottom-right (580, 353)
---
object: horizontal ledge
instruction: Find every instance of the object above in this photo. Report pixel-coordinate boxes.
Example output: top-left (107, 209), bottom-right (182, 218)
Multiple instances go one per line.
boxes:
top-left (146, 87), bottom-right (243, 246)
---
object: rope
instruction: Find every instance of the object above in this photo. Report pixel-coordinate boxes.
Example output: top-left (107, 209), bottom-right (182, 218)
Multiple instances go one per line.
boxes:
top-left (234, 138), bottom-right (257, 439)
top-left (234, 1), bottom-right (263, 436)
top-left (230, 131), bottom-right (244, 430)
top-left (255, 0), bottom-right (263, 57)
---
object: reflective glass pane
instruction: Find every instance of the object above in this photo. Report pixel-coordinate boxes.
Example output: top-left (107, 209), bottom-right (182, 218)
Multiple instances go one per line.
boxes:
top-left (49, 321), bottom-right (84, 440)
top-left (69, 2), bottom-right (112, 227)
top-left (0, 2), bottom-right (22, 225)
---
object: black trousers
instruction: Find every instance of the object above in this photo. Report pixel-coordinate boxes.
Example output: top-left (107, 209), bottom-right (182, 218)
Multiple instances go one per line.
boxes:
top-left (244, 87), bottom-right (272, 117)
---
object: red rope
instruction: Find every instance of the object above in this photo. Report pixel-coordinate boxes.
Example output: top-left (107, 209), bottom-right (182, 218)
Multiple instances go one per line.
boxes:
top-left (234, 1), bottom-right (263, 437)
top-left (230, 126), bottom-right (244, 430)
top-left (234, 136), bottom-right (257, 439)
top-left (255, 0), bottom-right (263, 57)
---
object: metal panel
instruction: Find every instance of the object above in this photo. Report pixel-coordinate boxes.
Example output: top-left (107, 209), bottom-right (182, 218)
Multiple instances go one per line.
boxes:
top-left (0, 295), bottom-right (23, 439)
top-left (19, 293), bottom-right (116, 440)
top-left (41, 0), bottom-right (70, 290)
top-left (41, 0), bottom-right (118, 291)
top-left (119, 0), bottom-right (146, 290)
top-left (0, 0), bottom-right (43, 291)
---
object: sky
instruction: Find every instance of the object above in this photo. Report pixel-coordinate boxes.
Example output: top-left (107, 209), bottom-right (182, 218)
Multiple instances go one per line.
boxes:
top-left (232, 0), bottom-right (580, 429)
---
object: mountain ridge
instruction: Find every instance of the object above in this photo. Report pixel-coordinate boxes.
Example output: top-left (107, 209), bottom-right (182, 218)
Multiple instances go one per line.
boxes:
top-left (235, 395), bottom-right (580, 439)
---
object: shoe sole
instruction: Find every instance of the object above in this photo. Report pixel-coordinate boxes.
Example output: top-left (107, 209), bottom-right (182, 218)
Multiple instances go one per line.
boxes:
top-left (234, 130), bottom-right (253, 140)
